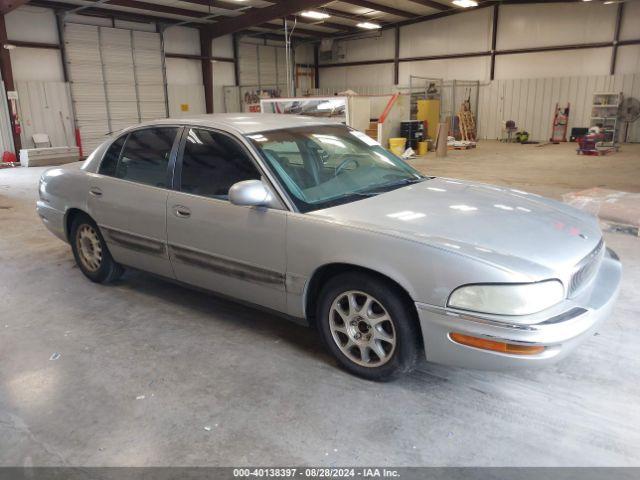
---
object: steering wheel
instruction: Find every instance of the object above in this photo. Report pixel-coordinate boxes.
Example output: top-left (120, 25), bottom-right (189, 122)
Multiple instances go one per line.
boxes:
top-left (335, 157), bottom-right (359, 176)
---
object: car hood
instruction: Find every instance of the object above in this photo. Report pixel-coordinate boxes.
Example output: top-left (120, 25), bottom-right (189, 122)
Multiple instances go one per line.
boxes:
top-left (310, 178), bottom-right (602, 277)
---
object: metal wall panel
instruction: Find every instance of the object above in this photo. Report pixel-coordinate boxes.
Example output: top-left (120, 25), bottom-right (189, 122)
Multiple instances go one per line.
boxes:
top-left (167, 84), bottom-right (205, 118)
top-left (133, 31), bottom-right (167, 121)
top-left (65, 23), bottom-right (167, 153)
top-left (0, 80), bottom-right (15, 154)
top-left (258, 44), bottom-right (277, 86)
top-left (239, 43), bottom-right (259, 87)
top-left (65, 23), bottom-right (108, 153)
top-left (238, 42), bottom-right (290, 91)
top-left (477, 73), bottom-right (640, 142)
top-left (16, 81), bottom-right (76, 149)
top-left (100, 27), bottom-right (138, 133)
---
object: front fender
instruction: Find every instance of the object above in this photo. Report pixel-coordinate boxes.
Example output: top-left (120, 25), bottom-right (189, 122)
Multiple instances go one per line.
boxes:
top-left (285, 213), bottom-right (525, 318)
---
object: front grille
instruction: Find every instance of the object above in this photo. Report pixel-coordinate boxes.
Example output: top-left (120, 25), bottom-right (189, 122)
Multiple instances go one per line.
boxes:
top-left (568, 238), bottom-right (604, 297)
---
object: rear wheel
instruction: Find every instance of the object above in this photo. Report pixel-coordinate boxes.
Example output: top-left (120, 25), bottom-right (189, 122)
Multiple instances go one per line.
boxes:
top-left (70, 213), bottom-right (124, 283)
top-left (316, 272), bottom-right (420, 381)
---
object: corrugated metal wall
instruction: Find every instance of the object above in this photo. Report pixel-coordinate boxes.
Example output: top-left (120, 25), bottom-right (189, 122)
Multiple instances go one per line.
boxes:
top-left (478, 73), bottom-right (640, 142)
top-left (64, 23), bottom-right (168, 153)
top-left (16, 81), bottom-right (75, 149)
top-left (133, 30), bottom-right (169, 121)
top-left (167, 84), bottom-right (205, 118)
top-left (65, 23), bottom-right (109, 154)
top-left (237, 42), bottom-right (288, 89)
top-left (0, 79), bottom-right (14, 155)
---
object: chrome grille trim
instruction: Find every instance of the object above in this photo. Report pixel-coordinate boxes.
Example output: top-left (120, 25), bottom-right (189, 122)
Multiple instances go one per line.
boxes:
top-left (569, 238), bottom-right (604, 297)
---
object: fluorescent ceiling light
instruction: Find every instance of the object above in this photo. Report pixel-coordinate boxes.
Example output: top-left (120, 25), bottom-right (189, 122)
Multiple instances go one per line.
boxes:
top-left (300, 10), bottom-right (330, 20)
top-left (356, 22), bottom-right (381, 30)
top-left (452, 0), bottom-right (478, 7)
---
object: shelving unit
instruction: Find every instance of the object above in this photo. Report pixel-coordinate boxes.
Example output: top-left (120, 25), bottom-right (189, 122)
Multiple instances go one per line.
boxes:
top-left (591, 92), bottom-right (622, 148)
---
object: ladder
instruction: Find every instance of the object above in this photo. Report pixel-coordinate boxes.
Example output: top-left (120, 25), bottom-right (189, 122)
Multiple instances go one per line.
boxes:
top-left (458, 110), bottom-right (476, 141)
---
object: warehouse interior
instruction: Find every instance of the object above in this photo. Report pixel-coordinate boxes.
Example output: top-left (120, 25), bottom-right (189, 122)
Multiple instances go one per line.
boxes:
top-left (1, 0), bottom-right (640, 472)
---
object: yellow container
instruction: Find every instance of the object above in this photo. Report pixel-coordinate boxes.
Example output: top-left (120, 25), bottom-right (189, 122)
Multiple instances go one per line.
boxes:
top-left (389, 137), bottom-right (406, 156)
top-left (417, 141), bottom-right (428, 156)
top-left (417, 99), bottom-right (440, 141)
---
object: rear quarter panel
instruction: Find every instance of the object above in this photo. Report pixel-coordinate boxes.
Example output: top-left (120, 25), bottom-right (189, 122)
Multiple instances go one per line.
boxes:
top-left (38, 164), bottom-right (92, 242)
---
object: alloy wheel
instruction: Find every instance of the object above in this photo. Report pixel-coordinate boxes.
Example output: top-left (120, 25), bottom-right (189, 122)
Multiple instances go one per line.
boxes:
top-left (328, 290), bottom-right (397, 367)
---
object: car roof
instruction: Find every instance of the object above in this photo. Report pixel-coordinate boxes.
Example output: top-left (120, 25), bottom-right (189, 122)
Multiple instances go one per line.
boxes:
top-left (132, 113), bottom-right (338, 135)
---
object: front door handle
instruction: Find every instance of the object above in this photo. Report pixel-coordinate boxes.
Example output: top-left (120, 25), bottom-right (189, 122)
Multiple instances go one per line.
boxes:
top-left (89, 187), bottom-right (103, 197)
top-left (174, 205), bottom-right (191, 218)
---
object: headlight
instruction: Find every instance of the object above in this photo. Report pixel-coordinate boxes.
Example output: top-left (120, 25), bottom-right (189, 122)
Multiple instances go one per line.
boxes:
top-left (447, 280), bottom-right (565, 316)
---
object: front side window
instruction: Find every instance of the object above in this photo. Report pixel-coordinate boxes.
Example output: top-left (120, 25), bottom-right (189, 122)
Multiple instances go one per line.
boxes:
top-left (104, 127), bottom-right (178, 188)
top-left (179, 128), bottom-right (261, 200)
top-left (246, 125), bottom-right (424, 212)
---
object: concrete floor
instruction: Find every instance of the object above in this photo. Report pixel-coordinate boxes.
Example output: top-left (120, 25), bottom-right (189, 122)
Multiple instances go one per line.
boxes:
top-left (1, 141), bottom-right (639, 467)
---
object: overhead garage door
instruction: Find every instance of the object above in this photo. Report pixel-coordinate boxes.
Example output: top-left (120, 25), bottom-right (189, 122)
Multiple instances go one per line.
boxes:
top-left (64, 23), bottom-right (167, 154)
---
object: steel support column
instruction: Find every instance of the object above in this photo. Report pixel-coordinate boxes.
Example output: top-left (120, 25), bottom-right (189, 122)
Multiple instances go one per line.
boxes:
top-left (610, 2), bottom-right (624, 76)
top-left (200, 28), bottom-right (213, 114)
top-left (490, 3), bottom-right (499, 81)
top-left (394, 25), bottom-right (400, 85)
top-left (0, 14), bottom-right (21, 155)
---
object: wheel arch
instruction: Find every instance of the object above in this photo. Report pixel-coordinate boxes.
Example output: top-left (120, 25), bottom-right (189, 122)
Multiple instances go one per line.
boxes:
top-left (304, 263), bottom-right (420, 332)
top-left (64, 208), bottom-right (92, 242)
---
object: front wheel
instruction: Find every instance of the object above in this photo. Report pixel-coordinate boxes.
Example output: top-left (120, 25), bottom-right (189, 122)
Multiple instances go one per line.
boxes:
top-left (316, 272), bottom-right (420, 381)
top-left (70, 213), bottom-right (124, 283)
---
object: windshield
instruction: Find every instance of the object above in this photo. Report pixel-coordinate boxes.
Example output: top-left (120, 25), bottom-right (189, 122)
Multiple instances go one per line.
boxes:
top-left (246, 125), bottom-right (424, 212)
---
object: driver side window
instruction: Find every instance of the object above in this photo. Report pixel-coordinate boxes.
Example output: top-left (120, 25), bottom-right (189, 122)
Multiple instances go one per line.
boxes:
top-left (179, 129), bottom-right (261, 200)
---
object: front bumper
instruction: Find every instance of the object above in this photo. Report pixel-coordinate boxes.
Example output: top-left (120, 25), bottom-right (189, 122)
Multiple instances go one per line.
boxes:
top-left (416, 248), bottom-right (622, 369)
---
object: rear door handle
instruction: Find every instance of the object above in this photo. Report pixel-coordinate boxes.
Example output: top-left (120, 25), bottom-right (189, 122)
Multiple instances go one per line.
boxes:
top-left (89, 187), bottom-right (103, 197)
top-left (174, 205), bottom-right (191, 218)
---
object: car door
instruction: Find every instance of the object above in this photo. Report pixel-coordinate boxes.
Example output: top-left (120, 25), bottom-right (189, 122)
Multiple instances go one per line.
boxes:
top-left (88, 126), bottom-right (180, 278)
top-left (166, 127), bottom-right (288, 312)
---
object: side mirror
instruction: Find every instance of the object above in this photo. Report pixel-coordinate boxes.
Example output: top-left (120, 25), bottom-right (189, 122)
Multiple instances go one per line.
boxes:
top-left (229, 180), bottom-right (272, 207)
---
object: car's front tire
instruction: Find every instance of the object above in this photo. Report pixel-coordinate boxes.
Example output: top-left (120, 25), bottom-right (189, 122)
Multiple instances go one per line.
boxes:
top-left (316, 272), bottom-right (420, 381)
top-left (70, 213), bottom-right (124, 284)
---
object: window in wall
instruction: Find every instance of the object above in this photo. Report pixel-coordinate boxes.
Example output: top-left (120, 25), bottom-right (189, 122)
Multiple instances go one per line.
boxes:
top-left (114, 127), bottom-right (178, 188)
top-left (180, 129), bottom-right (261, 200)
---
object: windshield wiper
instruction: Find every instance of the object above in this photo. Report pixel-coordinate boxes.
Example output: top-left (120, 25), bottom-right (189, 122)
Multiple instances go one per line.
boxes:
top-left (359, 177), bottom-right (425, 195)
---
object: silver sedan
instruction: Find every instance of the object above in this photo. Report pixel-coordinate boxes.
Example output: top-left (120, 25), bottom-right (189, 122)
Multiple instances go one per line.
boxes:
top-left (37, 114), bottom-right (622, 380)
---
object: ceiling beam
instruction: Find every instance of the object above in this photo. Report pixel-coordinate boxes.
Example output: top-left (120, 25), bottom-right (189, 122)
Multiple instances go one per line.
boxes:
top-left (178, 0), bottom-right (246, 11)
top-left (104, 0), bottom-right (212, 19)
top-left (31, 0), bottom-right (181, 25)
top-left (0, 0), bottom-right (30, 14)
top-left (340, 0), bottom-right (413, 18)
top-left (316, 7), bottom-right (365, 22)
top-left (406, 0), bottom-right (450, 11)
top-left (285, 15), bottom-right (359, 33)
top-left (251, 22), bottom-right (323, 38)
top-left (237, 30), bottom-right (303, 43)
top-left (207, 0), bottom-right (330, 38)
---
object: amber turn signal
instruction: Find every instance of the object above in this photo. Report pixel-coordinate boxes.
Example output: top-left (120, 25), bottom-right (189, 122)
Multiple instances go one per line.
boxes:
top-left (450, 332), bottom-right (545, 355)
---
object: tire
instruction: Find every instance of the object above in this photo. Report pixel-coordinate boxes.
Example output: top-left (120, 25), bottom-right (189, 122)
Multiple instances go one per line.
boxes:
top-left (70, 213), bottom-right (124, 284)
top-left (316, 272), bottom-right (420, 381)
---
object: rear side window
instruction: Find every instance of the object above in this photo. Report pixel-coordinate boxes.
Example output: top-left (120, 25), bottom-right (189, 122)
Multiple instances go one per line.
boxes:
top-left (180, 129), bottom-right (261, 200)
top-left (99, 135), bottom-right (126, 176)
top-left (99, 127), bottom-right (178, 188)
